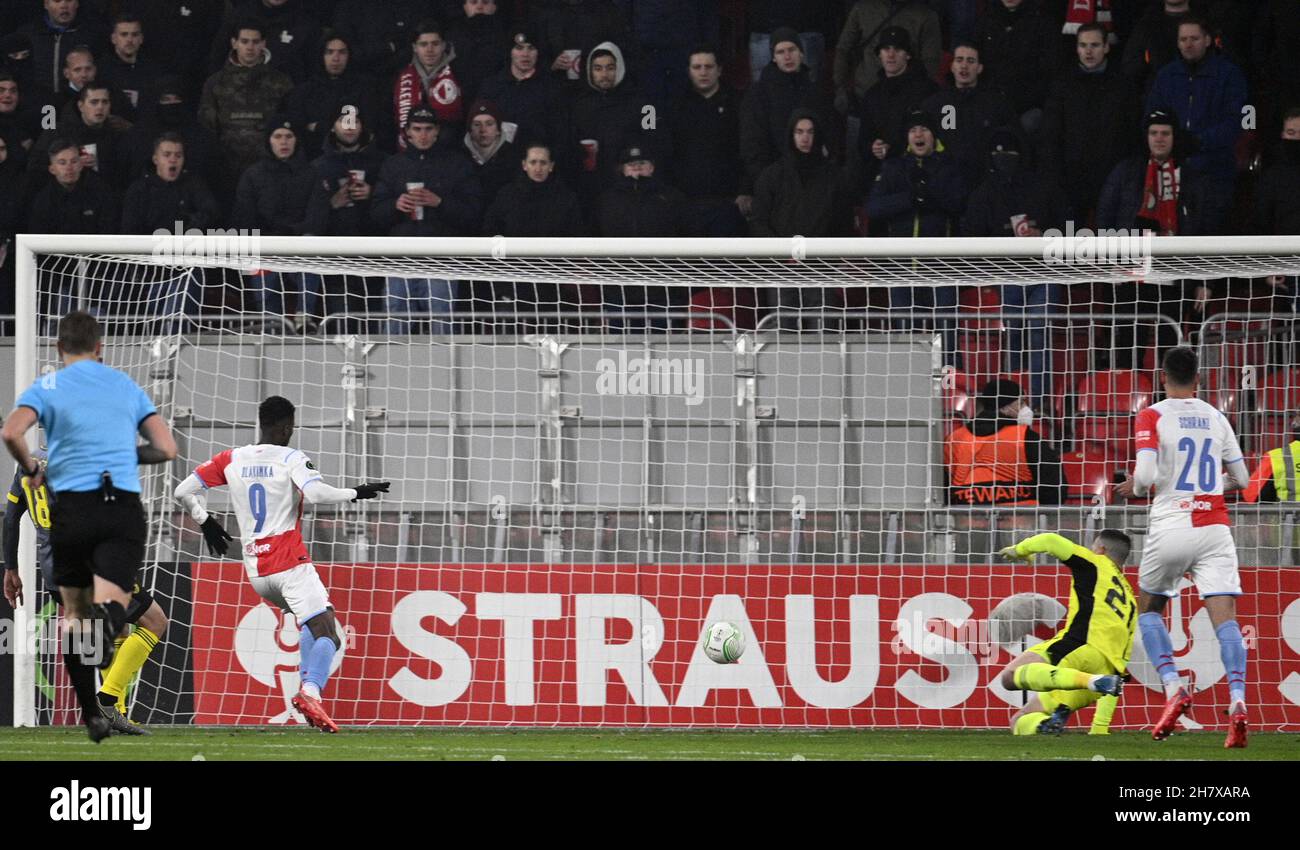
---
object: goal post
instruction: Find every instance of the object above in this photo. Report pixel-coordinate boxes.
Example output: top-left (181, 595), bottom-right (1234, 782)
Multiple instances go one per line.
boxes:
top-left (9, 233), bottom-right (1300, 730)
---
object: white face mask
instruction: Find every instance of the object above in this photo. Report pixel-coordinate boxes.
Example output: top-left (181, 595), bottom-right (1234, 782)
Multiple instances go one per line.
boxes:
top-left (1017, 405), bottom-right (1034, 428)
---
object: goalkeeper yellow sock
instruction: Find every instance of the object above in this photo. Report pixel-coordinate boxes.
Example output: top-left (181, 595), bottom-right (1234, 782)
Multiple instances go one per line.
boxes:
top-left (1089, 693), bottom-right (1119, 735)
top-left (98, 627), bottom-right (160, 702)
top-left (1014, 712), bottom-right (1050, 735)
top-left (1013, 663), bottom-right (1091, 692)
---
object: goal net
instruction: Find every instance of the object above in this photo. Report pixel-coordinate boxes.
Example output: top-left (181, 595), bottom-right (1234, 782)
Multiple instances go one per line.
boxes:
top-left (7, 234), bottom-right (1300, 731)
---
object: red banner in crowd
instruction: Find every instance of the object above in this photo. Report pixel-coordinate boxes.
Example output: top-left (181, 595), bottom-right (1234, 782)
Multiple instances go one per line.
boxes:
top-left (190, 563), bottom-right (1300, 729)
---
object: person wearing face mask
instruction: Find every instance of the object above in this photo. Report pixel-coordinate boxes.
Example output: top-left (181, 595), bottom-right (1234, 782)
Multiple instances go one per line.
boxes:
top-left (945, 378), bottom-right (1065, 509)
top-left (1, 32), bottom-right (38, 97)
top-left (1253, 107), bottom-right (1300, 235)
top-left (123, 76), bottom-right (223, 206)
top-left (918, 42), bottom-right (1015, 188)
top-left (961, 128), bottom-right (1067, 407)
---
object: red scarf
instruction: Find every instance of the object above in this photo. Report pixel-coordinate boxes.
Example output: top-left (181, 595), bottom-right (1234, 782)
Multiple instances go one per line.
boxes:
top-left (1063, 0), bottom-right (1114, 36)
top-left (1141, 158), bottom-right (1181, 236)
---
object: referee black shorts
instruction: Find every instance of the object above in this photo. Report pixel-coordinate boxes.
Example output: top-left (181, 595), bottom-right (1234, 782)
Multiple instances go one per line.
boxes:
top-left (49, 489), bottom-right (147, 593)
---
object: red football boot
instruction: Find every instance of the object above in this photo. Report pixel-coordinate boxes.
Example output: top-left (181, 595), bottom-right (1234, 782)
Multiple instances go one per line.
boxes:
top-left (1224, 705), bottom-right (1248, 749)
top-left (1151, 687), bottom-right (1192, 741)
top-left (292, 690), bottom-right (340, 733)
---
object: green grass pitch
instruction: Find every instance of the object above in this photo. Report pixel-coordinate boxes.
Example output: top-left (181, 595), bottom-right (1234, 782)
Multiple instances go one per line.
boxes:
top-left (0, 727), bottom-right (1296, 761)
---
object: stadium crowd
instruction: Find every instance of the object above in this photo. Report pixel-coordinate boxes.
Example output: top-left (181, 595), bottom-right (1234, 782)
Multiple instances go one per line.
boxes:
top-left (0, 0), bottom-right (1297, 339)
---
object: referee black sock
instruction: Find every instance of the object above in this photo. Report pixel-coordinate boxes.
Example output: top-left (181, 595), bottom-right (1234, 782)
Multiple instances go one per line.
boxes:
top-left (62, 647), bottom-right (101, 725)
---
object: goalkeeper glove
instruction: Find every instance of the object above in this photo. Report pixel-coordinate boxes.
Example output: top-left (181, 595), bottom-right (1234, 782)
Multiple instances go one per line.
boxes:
top-left (998, 545), bottom-right (1033, 563)
top-left (200, 517), bottom-right (233, 557)
top-left (352, 481), bottom-right (391, 501)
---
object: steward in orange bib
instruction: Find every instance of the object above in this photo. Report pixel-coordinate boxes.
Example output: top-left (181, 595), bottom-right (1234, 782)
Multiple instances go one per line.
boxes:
top-left (945, 378), bottom-right (1065, 507)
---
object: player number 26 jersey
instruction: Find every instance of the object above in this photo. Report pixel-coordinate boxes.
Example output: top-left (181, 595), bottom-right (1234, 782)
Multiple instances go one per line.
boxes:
top-left (1134, 398), bottom-right (1245, 528)
top-left (193, 445), bottom-right (320, 578)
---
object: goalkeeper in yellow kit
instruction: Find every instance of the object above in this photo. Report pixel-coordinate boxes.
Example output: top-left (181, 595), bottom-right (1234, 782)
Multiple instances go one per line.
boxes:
top-left (995, 530), bottom-right (1137, 735)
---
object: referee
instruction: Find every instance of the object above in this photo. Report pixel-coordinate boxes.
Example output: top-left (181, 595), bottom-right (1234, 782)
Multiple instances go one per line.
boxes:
top-left (2, 311), bottom-right (177, 742)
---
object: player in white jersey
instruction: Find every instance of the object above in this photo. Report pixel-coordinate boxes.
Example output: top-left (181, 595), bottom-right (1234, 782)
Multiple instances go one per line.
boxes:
top-left (1115, 347), bottom-right (1251, 747)
top-left (173, 396), bottom-right (389, 732)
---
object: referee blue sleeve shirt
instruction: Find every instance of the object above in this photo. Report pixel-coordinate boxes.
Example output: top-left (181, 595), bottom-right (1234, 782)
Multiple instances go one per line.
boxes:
top-left (15, 361), bottom-right (158, 494)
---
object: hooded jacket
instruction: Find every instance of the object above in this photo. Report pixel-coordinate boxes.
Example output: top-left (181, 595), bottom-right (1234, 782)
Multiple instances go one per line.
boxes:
top-left (464, 133), bottom-right (518, 203)
top-left (865, 137), bottom-right (967, 237)
top-left (304, 127), bottom-right (390, 236)
top-left (568, 41), bottom-right (646, 198)
top-left (286, 34), bottom-right (388, 158)
top-left (919, 79), bottom-right (1016, 187)
top-left (534, 0), bottom-right (635, 82)
top-left (208, 0), bottom-right (323, 84)
top-left (477, 61), bottom-right (568, 154)
top-left (371, 142), bottom-right (484, 237)
top-left (1039, 58), bottom-right (1142, 214)
top-left (1096, 121), bottom-right (1209, 235)
top-left (596, 169), bottom-right (685, 237)
top-left (199, 51), bottom-right (295, 176)
top-left (330, 0), bottom-right (437, 78)
top-left (669, 81), bottom-right (742, 198)
top-left (95, 50), bottom-right (165, 123)
top-left (751, 109), bottom-right (856, 238)
top-left (960, 150), bottom-right (1069, 237)
top-left (834, 0), bottom-right (942, 102)
top-left (740, 58), bottom-right (836, 194)
top-left (122, 80), bottom-right (224, 194)
top-left (447, 10), bottom-right (510, 106)
top-left (395, 42), bottom-right (464, 148)
top-left (27, 169), bottom-right (119, 234)
top-left (233, 124), bottom-right (317, 235)
top-left (855, 60), bottom-right (938, 174)
top-left (121, 169), bottom-right (222, 235)
top-left (483, 171), bottom-right (586, 237)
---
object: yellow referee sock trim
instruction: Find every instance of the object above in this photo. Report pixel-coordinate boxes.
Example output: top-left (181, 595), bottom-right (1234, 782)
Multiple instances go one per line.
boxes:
top-left (98, 627), bottom-right (160, 700)
top-left (1013, 663), bottom-right (1091, 693)
top-left (1014, 712), bottom-right (1050, 735)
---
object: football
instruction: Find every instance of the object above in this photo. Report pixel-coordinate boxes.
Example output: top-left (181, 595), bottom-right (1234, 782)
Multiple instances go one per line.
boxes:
top-left (702, 621), bottom-right (745, 664)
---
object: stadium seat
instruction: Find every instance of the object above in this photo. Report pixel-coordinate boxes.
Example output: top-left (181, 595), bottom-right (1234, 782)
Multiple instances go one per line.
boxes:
top-left (1061, 449), bottom-right (1112, 505)
top-left (1073, 370), bottom-right (1153, 458)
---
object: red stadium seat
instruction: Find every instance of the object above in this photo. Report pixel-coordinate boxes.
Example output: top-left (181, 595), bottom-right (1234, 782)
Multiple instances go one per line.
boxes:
top-left (1074, 416), bottom-right (1135, 460)
top-left (1062, 449), bottom-right (1112, 504)
top-left (1257, 367), bottom-right (1300, 413)
top-left (1076, 370), bottom-right (1154, 414)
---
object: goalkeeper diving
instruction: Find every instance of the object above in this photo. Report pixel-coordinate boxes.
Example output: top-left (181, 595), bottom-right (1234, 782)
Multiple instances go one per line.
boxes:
top-left (994, 530), bottom-right (1137, 735)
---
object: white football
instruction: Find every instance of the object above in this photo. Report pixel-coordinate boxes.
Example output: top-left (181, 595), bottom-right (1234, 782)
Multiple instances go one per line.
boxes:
top-left (702, 621), bottom-right (746, 664)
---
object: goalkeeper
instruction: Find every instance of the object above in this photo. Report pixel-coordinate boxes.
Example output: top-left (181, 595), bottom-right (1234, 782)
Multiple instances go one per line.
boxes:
top-left (994, 530), bottom-right (1137, 736)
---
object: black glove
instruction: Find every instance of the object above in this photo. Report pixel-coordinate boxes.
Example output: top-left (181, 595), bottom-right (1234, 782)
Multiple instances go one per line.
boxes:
top-left (200, 516), bottom-right (233, 557)
top-left (352, 481), bottom-right (391, 501)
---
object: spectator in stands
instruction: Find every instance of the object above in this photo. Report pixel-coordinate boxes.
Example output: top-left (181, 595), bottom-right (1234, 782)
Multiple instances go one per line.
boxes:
top-left (30, 84), bottom-right (129, 191)
top-left (1242, 416), bottom-right (1300, 503)
top-left (974, 0), bottom-right (1056, 135)
top-left (1, 32), bottom-right (38, 97)
top-left (306, 104), bottom-right (388, 238)
top-left (121, 133), bottom-right (221, 324)
top-left (133, 0), bottom-right (225, 102)
top-left (394, 20), bottom-right (465, 150)
top-left (209, 0), bottom-right (323, 84)
top-left (28, 138), bottom-right (118, 239)
top-left (919, 42), bottom-right (1016, 187)
top-left (0, 71), bottom-right (39, 154)
top-left (286, 32), bottom-right (387, 159)
top-left (944, 377), bottom-right (1065, 507)
top-left (330, 0), bottom-right (437, 80)
top-left (16, 0), bottom-right (108, 93)
top-left (1254, 107), bottom-right (1300, 234)
top-left (477, 28), bottom-right (567, 154)
top-left (1039, 21), bottom-right (1142, 226)
top-left (479, 141), bottom-right (584, 315)
top-left (669, 45), bottom-right (748, 237)
top-left (43, 45), bottom-right (96, 118)
top-left (0, 133), bottom-right (18, 317)
top-left (121, 132), bottom-right (220, 235)
top-left (866, 109), bottom-right (965, 338)
top-left (1053, 0), bottom-right (1118, 68)
top-left (1098, 110), bottom-right (1207, 368)
top-left (534, 0), bottom-right (635, 87)
top-left (856, 27), bottom-right (938, 188)
top-left (1252, 1), bottom-right (1300, 150)
top-left (1144, 17), bottom-right (1247, 234)
top-left (567, 40), bottom-right (648, 205)
top-left (625, 0), bottom-right (719, 105)
top-left (97, 12), bottom-right (163, 123)
top-left (448, 0), bottom-right (509, 107)
top-left (596, 140), bottom-right (688, 327)
top-left (462, 98), bottom-right (516, 205)
top-left (122, 76), bottom-right (223, 210)
top-left (834, 0), bottom-right (942, 113)
top-left (741, 29), bottom-right (836, 199)
top-left (1122, 0), bottom-right (1192, 96)
top-left (234, 114), bottom-right (320, 329)
top-left (747, 0), bottom-right (835, 86)
top-left (751, 108), bottom-right (857, 326)
top-left (199, 20), bottom-right (295, 182)
top-left (371, 105), bottom-right (483, 332)
top-left (961, 128), bottom-right (1068, 405)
